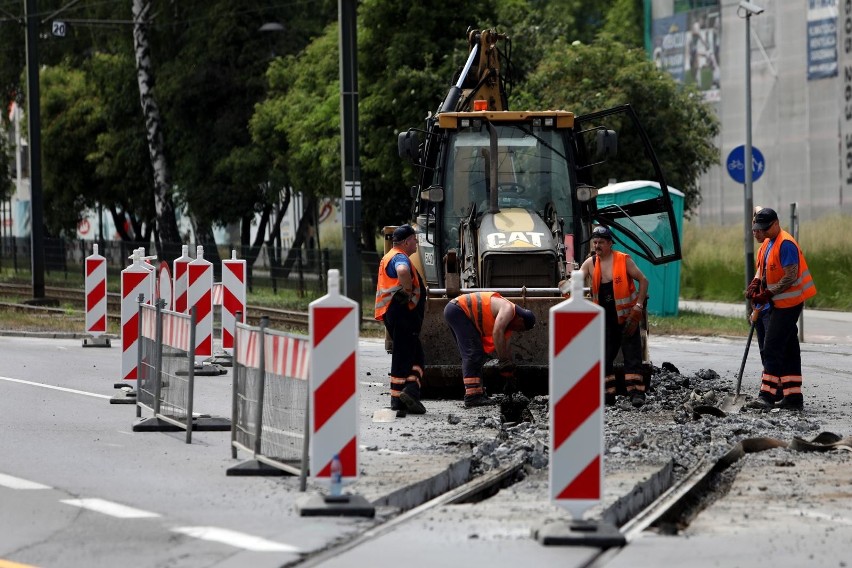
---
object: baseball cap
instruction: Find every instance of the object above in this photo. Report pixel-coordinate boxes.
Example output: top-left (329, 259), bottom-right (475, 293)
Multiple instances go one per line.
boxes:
top-left (752, 208), bottom-right (778, 231)
top-left (591, 225), bottom-right (613, 241)
top-left (392, 225), bottom-right (416, 243)
top-left (514, 305), bottom-right (536, 331)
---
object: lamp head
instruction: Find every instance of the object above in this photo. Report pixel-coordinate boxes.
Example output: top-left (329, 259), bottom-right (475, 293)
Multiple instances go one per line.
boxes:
top-left (738, 1), bottom-right (764, 15)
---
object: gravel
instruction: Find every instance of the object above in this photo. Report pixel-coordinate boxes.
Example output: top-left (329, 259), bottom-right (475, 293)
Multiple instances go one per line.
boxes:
top-left (467, 364), bottom-right (826, 480)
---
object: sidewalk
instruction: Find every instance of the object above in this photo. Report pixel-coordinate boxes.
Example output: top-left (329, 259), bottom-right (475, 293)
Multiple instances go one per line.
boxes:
top-left (678, 299), bottom-right (852, 346)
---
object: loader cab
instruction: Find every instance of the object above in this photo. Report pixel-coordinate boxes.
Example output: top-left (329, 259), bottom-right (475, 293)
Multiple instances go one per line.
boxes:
top-left (399, 104), bottom-right (681, 287)
top-left (441, 120), bottom-right (574, 248)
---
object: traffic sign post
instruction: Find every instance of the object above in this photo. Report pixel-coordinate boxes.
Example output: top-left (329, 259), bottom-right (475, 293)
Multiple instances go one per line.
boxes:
top-left (727, 144), bottom-right (767, 292)
top-left (726, 145), bottom-right (765, 184)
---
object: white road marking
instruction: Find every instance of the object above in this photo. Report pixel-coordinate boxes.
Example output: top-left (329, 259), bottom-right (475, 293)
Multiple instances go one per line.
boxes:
top-left (801, 510), bottom-right (852, 525)
top-left (0, 473), bottom-right (51, 490)
top-left (60, 498), bottom-right (160, 519)
top-left (171, 526), bottom-right (300, 553)
top-left (0, 376), bottom-right (112, 400)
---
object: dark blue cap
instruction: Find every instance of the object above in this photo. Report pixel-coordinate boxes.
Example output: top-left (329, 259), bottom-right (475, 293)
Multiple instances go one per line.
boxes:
top-left (392, 225), bottom-right (416, 243)
top-left (591, 225), bottom-right (613, 240)
top-left (514, 305), bottom-right (536, 330)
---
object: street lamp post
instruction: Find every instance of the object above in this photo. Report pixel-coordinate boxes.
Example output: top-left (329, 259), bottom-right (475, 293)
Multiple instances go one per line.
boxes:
top-left (739, 0), bottom-right (764, 292)
top-left (24, 0), bottom-right (46, 301)
top-left (338, 0), bottom-right (362, 310)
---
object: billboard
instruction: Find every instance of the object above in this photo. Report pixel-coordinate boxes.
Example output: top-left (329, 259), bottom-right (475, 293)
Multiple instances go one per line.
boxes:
top-left (807, 0), bottom-right (838, 80)
top-left (652, 4), bottom-right (721, 102)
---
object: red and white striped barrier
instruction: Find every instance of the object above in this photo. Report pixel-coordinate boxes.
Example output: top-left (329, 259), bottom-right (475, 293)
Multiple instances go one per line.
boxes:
top-left (265, 332), bottom-right (310, 381)
top-left (162, 308), bottom-right (191, 352)
top-left (84, 244), bottom-right (107, 337)
top-left (235, 324), bottom-right (261, 369)
top-left (121, 251), bottom-right (155, 380)
top-left (549, 270), bottom-right (605, 520)
top-left (187, 245), bottom-right (214, 361)
top-left (212, 283), bottom-right (223, 306)
top-left (173, 245), bottom-right (193, 314)
top-left (221, 250), bottom-right (247, 354)
top-left (309, 269), bottom-right (359, 489)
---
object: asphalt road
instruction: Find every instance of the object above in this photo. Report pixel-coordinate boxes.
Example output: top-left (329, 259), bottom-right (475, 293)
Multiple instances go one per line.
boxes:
top-left (1, 306), bottom-right (850, 567)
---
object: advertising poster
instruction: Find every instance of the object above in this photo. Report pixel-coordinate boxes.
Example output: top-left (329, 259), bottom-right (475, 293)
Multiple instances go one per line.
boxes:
top-left (808, 0), bottom-right (838, 80)
top-left (652, 4), bottom-right (721, 102)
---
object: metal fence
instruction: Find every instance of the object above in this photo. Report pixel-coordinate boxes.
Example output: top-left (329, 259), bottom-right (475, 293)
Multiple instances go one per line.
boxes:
top-left (132, 300), bottom-right (230, 442)
top-left (229, 318), bottom-right (310, 484)
top-left (0, 236), bottom-right (380, 304)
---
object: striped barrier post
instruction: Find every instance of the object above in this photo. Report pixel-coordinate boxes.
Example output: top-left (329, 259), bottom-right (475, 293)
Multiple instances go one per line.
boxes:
top-left (83, 243), bottom-right (110, 347)
top-left (298, 269), bottom-right (373, 517)
top-left (120, 250), bottom-right (154, 381)
top-left (535, 270), bottom-right (624, 547)
top-left (132, 247), bottom-right (157, 304)
top-left (187, 245), bottom-right (214, 363)
top-left (221, 250), bottom-right (246, 355)
top-left (173, 245), bottom-right (193, 314)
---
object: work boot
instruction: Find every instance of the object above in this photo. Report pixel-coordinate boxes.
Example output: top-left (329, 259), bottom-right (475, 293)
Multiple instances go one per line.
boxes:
top-left (744, 396), bottom-right (773, 410)
top-left (464, 393), bottom-right (498, 408)
top-left (630, 392), bottom-right (646, 408)
top-left (399, 384), bottom-right (426, 415)
top-left (777, 397), bottom-right (804, 411)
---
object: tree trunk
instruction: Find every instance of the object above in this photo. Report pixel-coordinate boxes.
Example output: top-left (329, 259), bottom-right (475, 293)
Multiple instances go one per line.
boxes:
top-left (132, 0), bottom-right (182, 263)
top-left (279, 196), bottom-right (317, 279)
top-left (241, 204), bottom-right (272, 289)
top-left (191, 219), bottom-right (222, 279)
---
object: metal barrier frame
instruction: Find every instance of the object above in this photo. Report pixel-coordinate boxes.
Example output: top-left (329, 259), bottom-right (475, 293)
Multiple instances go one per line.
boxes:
top-left (228, 317), bottom-right (310, 483)
top-left (133, 302), bottom-right (230, 441)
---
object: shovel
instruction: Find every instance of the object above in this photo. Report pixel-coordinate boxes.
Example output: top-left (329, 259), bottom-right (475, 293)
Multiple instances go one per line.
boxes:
top-left (721, 307), bottom-right (761, 413)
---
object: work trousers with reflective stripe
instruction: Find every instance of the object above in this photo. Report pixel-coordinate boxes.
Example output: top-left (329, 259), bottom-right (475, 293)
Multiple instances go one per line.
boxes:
top-left (756, 302), bottom-right (803, 400)
top-left (384, 300), bottom-right (425, 382)
top-left (444, 302), bottom-right (488, 395)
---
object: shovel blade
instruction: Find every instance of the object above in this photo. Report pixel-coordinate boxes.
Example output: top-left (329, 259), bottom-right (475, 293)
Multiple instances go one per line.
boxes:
top-left (720, 394), bottom-right (748, 413)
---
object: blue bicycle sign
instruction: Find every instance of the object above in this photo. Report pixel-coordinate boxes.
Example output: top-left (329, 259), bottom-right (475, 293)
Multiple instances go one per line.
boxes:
top-left (726, 145), bottom-right (765, 184)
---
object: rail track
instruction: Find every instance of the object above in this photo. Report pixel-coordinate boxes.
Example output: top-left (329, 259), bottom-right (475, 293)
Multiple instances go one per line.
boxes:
top-left (0, 282), bottom-right (380, 330)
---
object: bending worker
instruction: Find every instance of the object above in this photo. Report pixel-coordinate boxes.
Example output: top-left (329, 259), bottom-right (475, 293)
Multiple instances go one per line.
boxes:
top-left (443, 292), bottom-right (536, 408)
top-left (577, 225), bottom-right (649, 407)
top-left (744, 208), bottom-right (816, 411)
top-left (375, 225), bottom-right (428, 414)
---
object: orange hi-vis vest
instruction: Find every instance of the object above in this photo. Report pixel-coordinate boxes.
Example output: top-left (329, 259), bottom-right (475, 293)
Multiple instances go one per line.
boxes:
top-left (591, 251), bottom-right (638, 324)
top-left (374, 246), bottom-right (422, 321)
top-left (756, 230), bottom-right (816, 308)
top-left (452, 292), bottom-right (512, 354)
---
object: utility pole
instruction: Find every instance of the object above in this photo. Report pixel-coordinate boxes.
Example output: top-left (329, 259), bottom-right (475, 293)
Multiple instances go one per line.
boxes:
top-left (739, 0), bottom-right (764, 291)
top-left (338, 0), bottom-right (362, 309)
top-left (24, 0), bottom-right (46, 300)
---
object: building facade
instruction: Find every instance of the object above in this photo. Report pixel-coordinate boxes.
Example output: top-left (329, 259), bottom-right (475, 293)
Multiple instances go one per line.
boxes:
top-left (650, 0), bottom-right (850, 225)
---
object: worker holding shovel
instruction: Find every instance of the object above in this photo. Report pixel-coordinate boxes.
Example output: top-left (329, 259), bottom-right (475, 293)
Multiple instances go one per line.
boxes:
top-left (744, 208), bottom-right (817, 411)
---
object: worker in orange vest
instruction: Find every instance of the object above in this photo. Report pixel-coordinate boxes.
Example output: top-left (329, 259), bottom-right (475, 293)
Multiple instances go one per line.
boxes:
top-left (745, 208), bottom-right (817, 411)
top-left (444, 292), bottom-right (536, 408)
top-left (578, 225), bottom-right (649, 408)
top-left (375, 225), bottom-right (428, 414)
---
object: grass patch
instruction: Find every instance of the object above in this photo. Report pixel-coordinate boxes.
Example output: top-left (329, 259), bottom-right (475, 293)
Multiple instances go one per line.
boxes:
top-left (648, 310), bottom-right (750, 338)
top-left (681, 214), bottom-right (852, 311)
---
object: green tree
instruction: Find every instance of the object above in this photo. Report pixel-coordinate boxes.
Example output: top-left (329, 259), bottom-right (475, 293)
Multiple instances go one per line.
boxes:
top-left (39, 63), bottom-right (102, 236)
top-left (516, 34), bottom-right (718, 213)
top-left (601, 0), bottom-right (644, 47)
top-left (358, 0), bottom-right (500, 245)
top-left (152, 0), bottom-right (334, 267)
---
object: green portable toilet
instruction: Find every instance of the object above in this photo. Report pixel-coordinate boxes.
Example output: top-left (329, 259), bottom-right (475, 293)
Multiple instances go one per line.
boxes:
top-left (596, 181), bottom-right (684, 316)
